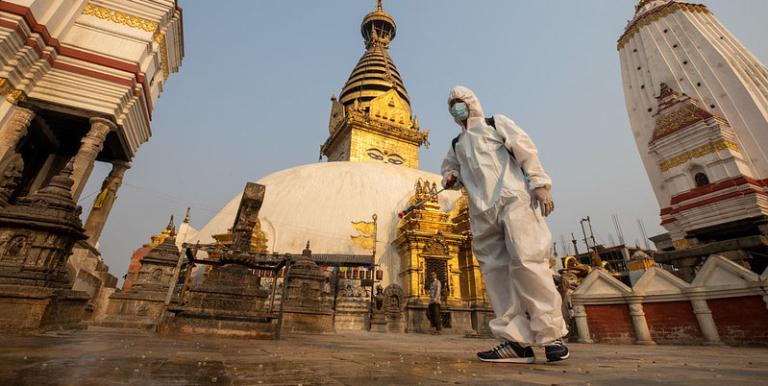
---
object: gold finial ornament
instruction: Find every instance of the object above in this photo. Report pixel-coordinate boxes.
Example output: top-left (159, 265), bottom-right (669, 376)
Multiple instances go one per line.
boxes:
top-left (635, 0), bottom-right (655, 13)
top-left (362, 0), bottom-right (396, 49)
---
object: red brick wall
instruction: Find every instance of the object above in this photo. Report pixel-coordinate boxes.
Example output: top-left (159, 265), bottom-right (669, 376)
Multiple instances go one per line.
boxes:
top-left (122, 246), bottom-right (150, 291)
top-left (585, 304), bottom-right (635, 344)
top-left (709, 296), bottom-right (768, 346)
top-left (643, 301), bottom-right (703, 344)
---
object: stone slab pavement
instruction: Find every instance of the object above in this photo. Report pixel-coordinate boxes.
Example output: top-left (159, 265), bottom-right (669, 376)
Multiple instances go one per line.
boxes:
top-left (0, 327), bottom-right (766, 385)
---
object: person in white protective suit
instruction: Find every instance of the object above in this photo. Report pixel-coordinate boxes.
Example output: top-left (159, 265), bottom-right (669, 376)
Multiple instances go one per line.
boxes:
top-left (440, 86), bottom-right (569, 363)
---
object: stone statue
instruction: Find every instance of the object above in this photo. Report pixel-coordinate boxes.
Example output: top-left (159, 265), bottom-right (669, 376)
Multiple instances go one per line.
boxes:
top-left (321, 278), bottom-right (331, 296)
top-left (557, 256), bottom-right (593, 332)
top-left (0, 152), bottom-right (24, 205)
top-left (1, 235), bottom-right (27, 262)
top-left (373, 285), bottom-right (385, 312)
top-left (383, 284), bottom-right (404, 314)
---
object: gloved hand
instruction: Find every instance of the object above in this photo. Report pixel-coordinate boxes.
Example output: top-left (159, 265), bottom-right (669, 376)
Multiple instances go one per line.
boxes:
top-left (533, 187), bottom-right (555, 217)
top-left (442, 173), bottom-right (460, 189)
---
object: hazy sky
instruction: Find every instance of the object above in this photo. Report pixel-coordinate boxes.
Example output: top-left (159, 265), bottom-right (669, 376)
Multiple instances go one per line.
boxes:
top-left (82, 0), bottom-right (768, 282)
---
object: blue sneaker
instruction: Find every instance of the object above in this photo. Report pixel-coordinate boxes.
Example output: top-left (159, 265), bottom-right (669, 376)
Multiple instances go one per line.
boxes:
top-left (477, 340), bottom-right (535, 363)
top-left (544, 339), bottom-right (570, 362)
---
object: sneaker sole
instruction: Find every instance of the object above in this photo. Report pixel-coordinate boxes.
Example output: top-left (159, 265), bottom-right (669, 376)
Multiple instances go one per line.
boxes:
top-left (478, 357), bottom-right (536, 364)
top-left (546, 352), bottom-right (570, 363)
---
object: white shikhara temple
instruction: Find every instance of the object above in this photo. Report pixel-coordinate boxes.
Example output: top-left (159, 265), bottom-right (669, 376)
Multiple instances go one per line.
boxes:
top-left (0, 1), bottom-right (183, 312)
top-left (618, 0), bottom-right (768, 276)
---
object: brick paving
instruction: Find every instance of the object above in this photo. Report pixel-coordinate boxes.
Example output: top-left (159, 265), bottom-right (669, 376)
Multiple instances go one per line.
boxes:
top-left (0, 327), bottom-right (766, 385)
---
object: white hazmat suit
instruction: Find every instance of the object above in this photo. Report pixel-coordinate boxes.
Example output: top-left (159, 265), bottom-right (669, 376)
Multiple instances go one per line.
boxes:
top-left (441, 86), bottom-right (567, 346)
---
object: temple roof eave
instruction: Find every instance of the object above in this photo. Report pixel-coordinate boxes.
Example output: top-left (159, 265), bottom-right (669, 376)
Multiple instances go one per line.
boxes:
top-left (618, 2), bottom-right (710, 50)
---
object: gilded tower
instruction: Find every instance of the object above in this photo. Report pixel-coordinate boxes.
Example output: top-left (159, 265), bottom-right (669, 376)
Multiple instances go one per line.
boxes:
top-left (321, 0), bottom-right (428, 169)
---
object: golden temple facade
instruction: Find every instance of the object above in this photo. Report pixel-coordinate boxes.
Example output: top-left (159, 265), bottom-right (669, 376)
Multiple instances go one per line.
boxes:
top-left (395, 180), bottom-right (490, 333)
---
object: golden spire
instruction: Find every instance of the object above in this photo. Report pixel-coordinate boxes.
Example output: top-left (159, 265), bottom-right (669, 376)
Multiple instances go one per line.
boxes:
top-left (165, 214), bottom-right (174, 231)
top-left (145, 215), bottom-right (176, 248)
top-left (321, 0), bottom-right (427, 168)
top-left (339, 0), bottom-right (409, 109)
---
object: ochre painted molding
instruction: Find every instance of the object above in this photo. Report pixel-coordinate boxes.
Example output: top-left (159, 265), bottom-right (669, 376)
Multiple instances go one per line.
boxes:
top-left (658, 140), bottom-right (739, 172)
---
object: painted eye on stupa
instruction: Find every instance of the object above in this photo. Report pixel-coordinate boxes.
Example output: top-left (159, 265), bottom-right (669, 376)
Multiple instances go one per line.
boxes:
top-left (387, 155), bottom-right (404, 165)
top-left (367, 149), bottom-right (384, 161)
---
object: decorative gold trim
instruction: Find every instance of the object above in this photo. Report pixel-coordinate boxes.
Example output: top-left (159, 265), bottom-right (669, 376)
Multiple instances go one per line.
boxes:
top-left (154, 31), bottom-right (170, 79)
top-left (81, 4), bottom-right (158, 32)
top-left (658, 140), bottom-right (740, 172)
top-left (81, 4), bottom-right (170, 79)
top-left (6, 90), bottom-right (27, 104)
top-left (672, 239), bottom-right (689, 251)
top-left (0, 78), bottom-right (26, 104)
top-left (618, 3), bottom-right (710, 50)
top-left (652, 103), bottom-right (720, 142)
top-left (0, 79), bottom-right (12, 96)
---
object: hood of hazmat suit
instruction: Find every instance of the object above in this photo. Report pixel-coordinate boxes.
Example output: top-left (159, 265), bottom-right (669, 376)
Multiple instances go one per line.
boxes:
top-left (441, 86), bottom-right (552, 216)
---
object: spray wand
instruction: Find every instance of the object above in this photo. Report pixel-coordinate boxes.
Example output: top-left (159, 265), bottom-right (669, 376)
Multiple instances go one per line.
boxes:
top-left (397, 176), bottom-right (455, 219)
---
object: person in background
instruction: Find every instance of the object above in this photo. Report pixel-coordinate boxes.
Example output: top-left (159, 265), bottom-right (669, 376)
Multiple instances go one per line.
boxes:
top-left (427, 271), bottom-right (442, 335)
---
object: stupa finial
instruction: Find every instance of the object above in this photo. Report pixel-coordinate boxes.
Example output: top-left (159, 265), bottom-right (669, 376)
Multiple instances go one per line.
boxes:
top-left (361, 0), bottom-right (396, 49)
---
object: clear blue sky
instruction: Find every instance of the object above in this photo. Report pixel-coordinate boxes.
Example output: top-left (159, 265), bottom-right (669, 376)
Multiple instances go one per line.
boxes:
top-left (83, 0), bottom-right (768, 282)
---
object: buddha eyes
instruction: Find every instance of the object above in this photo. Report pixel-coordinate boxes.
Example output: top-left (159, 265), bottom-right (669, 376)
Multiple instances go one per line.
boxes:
top-left (367, 151), bottom-right (385, 160)
top-left (367, 148), bottom-right (404, 165)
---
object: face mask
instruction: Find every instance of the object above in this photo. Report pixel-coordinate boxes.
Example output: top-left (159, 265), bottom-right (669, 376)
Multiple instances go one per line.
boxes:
top-left (450, 102), bottom-right (469, 121)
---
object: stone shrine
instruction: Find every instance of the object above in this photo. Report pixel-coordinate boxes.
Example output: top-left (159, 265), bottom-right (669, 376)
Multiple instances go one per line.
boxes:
top-left (0, 161), bottom-right (90, 332)
top-left (100, 224), bottom-right (181, 330)
top-left (159, 183), bottom-right (287, 339)
top-left (279, 243), bottom-right (335, 335)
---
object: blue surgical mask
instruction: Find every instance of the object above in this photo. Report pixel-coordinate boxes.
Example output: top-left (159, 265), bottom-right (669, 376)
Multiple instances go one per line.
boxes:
top-left (450, 102), bottom-right (469, 121)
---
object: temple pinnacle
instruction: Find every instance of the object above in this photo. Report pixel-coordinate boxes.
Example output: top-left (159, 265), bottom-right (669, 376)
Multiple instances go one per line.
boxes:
top-left (361, 0), bottom-right (396, 49)
top-left (166, 214), bottom-right (174, 231)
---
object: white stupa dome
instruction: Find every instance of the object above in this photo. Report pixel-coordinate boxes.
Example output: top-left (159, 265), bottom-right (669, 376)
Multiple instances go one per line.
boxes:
top-left (194, 162), bottom-right (462, 285)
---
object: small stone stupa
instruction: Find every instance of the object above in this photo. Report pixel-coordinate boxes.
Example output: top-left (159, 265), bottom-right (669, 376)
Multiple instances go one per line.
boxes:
top-left (0, 161), bottom-right (91, 332)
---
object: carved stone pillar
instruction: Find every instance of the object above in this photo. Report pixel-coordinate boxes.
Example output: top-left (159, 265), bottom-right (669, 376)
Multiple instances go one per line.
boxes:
top-left (83, 161), bottom-right (131, 245)
top-left (687, 291), bottom-right (722, 345)
top-left (572, 304), bottom-right (593, 343)
top-left (0, 107), bottom-right (34, 162)
top-left (71, 117), bottom-right (115, 200)
top-left (627, 297), bottom-right (655, 345)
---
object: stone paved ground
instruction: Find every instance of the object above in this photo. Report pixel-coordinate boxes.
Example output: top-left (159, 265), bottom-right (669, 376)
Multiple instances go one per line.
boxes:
top-left (0, 328), bottom-right (767, 385)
